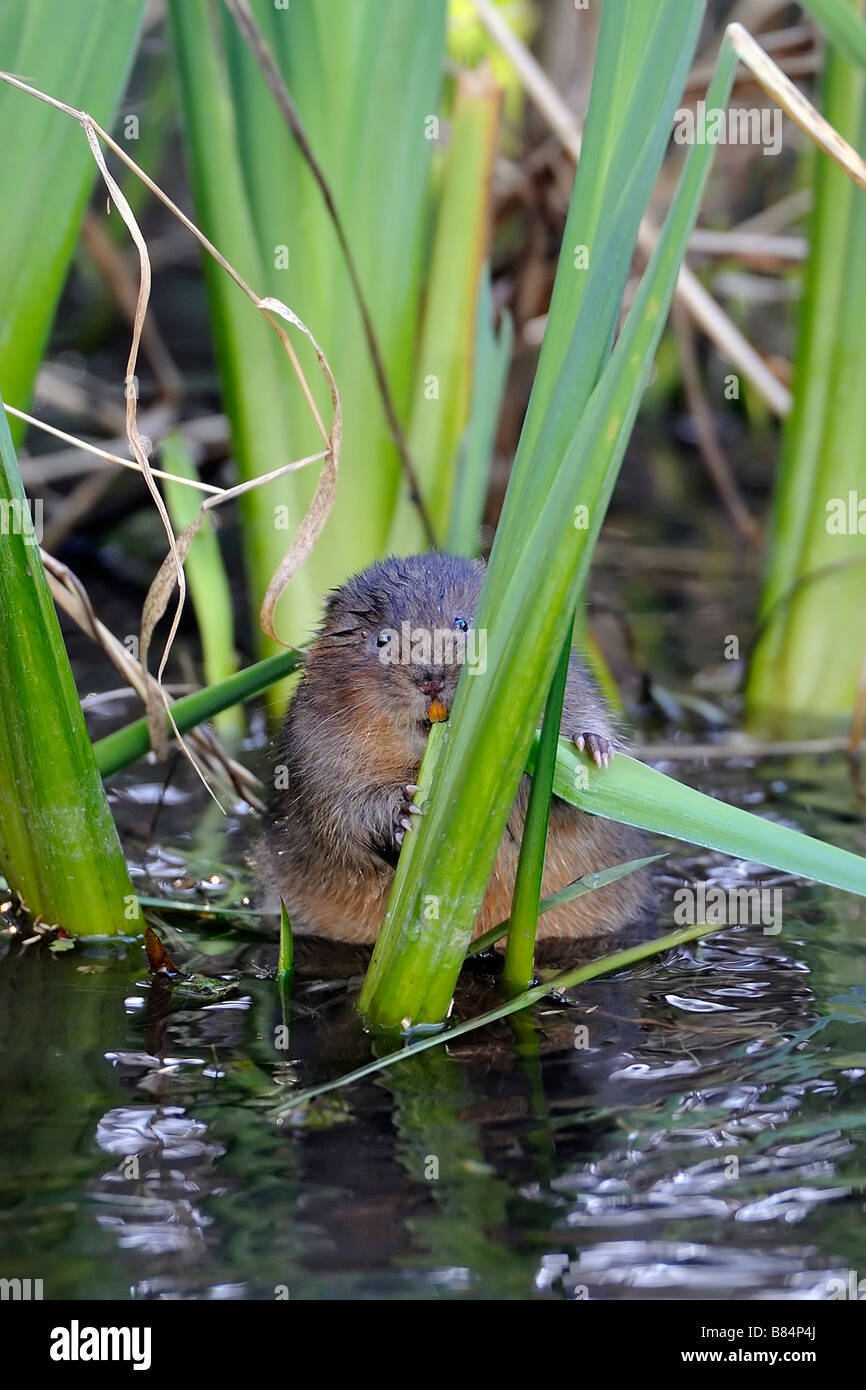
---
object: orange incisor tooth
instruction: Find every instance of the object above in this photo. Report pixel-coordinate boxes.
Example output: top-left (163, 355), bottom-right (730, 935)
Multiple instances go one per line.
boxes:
top-left (428, 699), bottom-right (449, 723)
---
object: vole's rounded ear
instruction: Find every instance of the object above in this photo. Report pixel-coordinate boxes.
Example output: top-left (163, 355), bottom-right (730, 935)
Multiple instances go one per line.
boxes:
top-left (317, 588), bottom-right (354, 636)
top-left (319, 579), bottom-right (376, 631)
top-left (315, 590), bottom-right (339, 629)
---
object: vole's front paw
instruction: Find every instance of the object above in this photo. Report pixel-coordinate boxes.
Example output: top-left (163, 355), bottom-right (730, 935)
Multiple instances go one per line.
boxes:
top-left (572, 731), bottom-right (614, 769)
top-left (394, 783), bottom-right (424, 847)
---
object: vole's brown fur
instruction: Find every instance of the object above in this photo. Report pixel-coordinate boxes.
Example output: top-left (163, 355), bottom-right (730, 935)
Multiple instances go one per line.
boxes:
top-left (260, 553), bottom-right (651, 944)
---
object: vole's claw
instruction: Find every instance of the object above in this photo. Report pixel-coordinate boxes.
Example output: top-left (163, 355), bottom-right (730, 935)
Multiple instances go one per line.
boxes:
top-left (401, 784), bottom-right (425, 819)
top-left (572, 731), bottom-right (614, 769)
top-left (394, 784), bottom-right (424, 850)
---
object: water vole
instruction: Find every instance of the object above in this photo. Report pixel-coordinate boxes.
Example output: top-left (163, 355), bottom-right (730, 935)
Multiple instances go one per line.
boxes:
top-left (260, 552), bottom-right (651, 944)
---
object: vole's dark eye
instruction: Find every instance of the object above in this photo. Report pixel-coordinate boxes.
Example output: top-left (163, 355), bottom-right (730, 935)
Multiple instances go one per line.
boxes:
top-left (453, 616), bottom-right (469, 632)
top-left (376, 630), bottom-right (391, 648)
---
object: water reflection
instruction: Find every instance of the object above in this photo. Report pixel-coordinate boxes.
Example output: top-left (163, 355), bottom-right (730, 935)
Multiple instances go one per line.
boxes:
top-left (3, 747), bottom-right (866, 1300)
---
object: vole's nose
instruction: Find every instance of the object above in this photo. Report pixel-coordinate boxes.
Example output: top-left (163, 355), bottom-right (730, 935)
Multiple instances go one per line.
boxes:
top-left (418, 673), bottom-right (444, 698)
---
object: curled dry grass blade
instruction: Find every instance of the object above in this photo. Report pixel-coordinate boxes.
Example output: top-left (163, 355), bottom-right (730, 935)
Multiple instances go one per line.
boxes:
top-left (40, 545), bottom-right (263, 809)
top-left (161, 433), bottom-right (242, 741)
top-left (223, 0), bottom-right (435, 548)
top-left (5, 405), bottom-right (224, 495)
top-left (171, 0), bottom-right (448, 650)
top-left (93, 649), bottom-right (303, 779)
top-left (0, 66), bottom-right (341, 798)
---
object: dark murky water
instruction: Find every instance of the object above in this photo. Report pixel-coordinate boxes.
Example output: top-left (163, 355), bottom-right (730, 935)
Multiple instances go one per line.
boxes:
top-left (3, 539), bottom-right (866, 1301)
